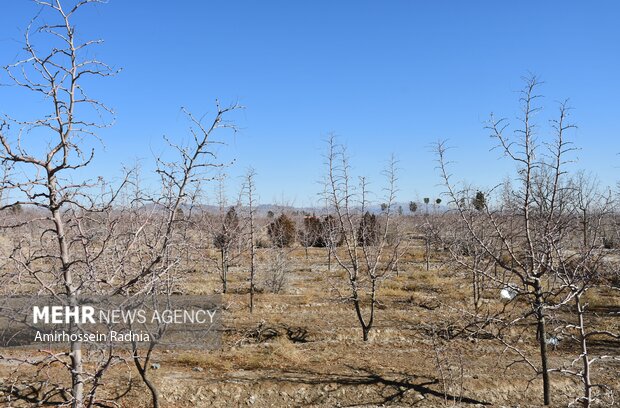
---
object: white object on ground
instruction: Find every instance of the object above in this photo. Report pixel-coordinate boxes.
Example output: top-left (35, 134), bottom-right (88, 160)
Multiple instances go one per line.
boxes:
top-left (500, 285), bottom-right (518, 301)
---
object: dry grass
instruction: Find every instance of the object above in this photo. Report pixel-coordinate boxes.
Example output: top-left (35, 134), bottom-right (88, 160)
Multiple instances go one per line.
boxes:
top-left (1, 242), bottom-right (618, 407)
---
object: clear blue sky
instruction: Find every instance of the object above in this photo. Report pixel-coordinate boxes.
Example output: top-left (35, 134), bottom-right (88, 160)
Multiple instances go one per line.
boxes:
top-left (1, 1), bottom-right (619, 206)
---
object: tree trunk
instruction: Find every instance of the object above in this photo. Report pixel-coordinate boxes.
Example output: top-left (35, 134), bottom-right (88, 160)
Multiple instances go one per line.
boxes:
top-left (133, 348), bottom-right (160, 408)
top-left (221, 248), bottom-right (227, 293)
top-left (582, 209), bottom-right (588, 249)
top-left (246, 171), bottom-right (256, 313)
top-left (143, 374), bottom-right (160, 408)
top-left (535, 288), bottom-right (551, 406)
top-left (352, 296), bottom-right (371, 342)
top-left (249, 242), bottom-right (255, 313)
top-left (249, 265), bottom-right (255, 313)
top-left (576, 294), bottom-right (591, 407)
top-left (70, 325), bottom-right (84, 408)
top-left (51, 189), bottom-right (83, 408)
top-left (327, 247), bottom-right (331, 272)
top-left (472, 267), bottom-right (480, 314)
top-left (425, 238), bottom-right (430, 271)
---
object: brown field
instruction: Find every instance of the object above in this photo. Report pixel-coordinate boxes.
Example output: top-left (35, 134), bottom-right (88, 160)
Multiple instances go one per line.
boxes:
top-left (3, 243), bottom-right (617, 408)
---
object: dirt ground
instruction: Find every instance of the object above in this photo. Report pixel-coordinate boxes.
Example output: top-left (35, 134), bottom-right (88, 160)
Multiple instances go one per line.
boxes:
top-left (1, 245), bottom-right (619, 407)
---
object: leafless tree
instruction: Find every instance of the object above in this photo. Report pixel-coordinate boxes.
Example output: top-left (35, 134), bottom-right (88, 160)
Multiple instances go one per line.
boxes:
top-left (263, 247), bottom-right (290, 294)
top-left (320, 185), bottom-right (341, 272)
top-left (436, 76), bottom-right (593, 405)
top-left (112, 103), bottom-right (240, 295)
top-left (421, 208), bottom-right (437, 271)
top-left (0, 1), bottom-right (118, 405)
top-left (243, 167), bottom-right (258, 312)
top-left (119, 103), bottom-right (240, 407)
top-left (323, 135), bottom-right (404, 341)
top-left (0, 2), bottom-right (240, 406)
top-left (550, 173), bottom-right (619, 407)
top-left (440, 195), bottom-right (495, 314)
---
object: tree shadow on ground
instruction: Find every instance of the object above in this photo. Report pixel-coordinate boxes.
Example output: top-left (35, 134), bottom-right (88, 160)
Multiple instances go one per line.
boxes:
top-left (0, 377), bottom-right (135, 407)
top-left (230, 364), bottom-right (491, 406)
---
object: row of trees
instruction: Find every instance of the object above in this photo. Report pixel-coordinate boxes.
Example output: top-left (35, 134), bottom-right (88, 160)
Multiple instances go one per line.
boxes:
top-left (0, 2), bottom-right (618, 407)
top-left (0, 4), bottom-right (407, 405)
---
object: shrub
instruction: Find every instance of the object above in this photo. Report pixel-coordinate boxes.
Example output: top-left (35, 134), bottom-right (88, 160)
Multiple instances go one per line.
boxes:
top-left (267, 214), bottom-right (296, 247)
top-left (299, 215), bottom-right (326, 248)
top-left (213, 207), bottom-right (239, 249)
top-left (357, 211), bottom-right (378, 246)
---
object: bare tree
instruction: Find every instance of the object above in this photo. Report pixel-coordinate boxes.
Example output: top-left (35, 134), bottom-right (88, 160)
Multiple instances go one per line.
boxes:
top-left (243, 167), bottom-right (258, 312)
top-left (421, 211), bottom-right (435, 271)
top-left (323, 136), bottom-right (404, 341)
top-left (551, 173), bottom-right (619, 407)
top-left (0, 2), bottom-right (117, 405)
top-left (213, 204), bottom-right (241, 293)
top-left (441, 194), bottom-right (494, 314)
top-left (320, 183), bottom-right (342, 272)
top-left (436, 76), bottom-right (585, 405)
top-left (110, 103), bottom-right (240, 294)
top-left (100, 104), bottom-right (239, 407)
top-left (0, 3), bottom-right (241, 405)
top-left (263, 247), bottom-right (290, 294)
